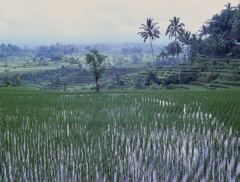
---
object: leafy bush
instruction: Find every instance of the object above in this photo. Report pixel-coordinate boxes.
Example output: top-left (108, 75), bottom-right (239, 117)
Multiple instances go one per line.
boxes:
top-left (145, 71), bottom-right (161, 86)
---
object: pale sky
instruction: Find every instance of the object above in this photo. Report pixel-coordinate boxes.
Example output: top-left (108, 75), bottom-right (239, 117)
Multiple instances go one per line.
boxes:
top-left (0, 0), bottom-right (239, 45)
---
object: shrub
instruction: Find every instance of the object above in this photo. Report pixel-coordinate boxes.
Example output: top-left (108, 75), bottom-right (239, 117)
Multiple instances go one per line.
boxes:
top-left (145, 71), bottom-right (161, 86)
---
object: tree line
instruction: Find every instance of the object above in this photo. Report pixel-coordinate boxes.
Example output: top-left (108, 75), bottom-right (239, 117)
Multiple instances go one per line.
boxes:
top-left (138, 3), bottom-right (240, 84)
top-left (0, 43), bottom-right (79, 62)
top-left (139, 3), bottom-right (240, 62)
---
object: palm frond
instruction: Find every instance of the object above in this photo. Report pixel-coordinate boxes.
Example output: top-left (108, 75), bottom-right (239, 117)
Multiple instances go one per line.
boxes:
top-left (138, 17), bottom-right (160, 42)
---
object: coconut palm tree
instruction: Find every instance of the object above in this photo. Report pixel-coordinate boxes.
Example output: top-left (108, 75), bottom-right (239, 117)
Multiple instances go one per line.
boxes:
top-left (189, 34), bottom-right (199, 62)
top-left (159, 49), bottom-right (168, 61)
top-left (199, 25), bottom-right (208, 38)
top-left (166, 16), bottom-right (185, 83)
top-left (179, 30), bottom-right (191, 61)
top-left (166, 41), bottom-right (182, 61)
top-left (231, 5), bottom-right (240, 40)
top-left (206, 35), bottom-right (225, 84)
top-left (138, 18), bottom-right (160, 62)
top-left (223, 3), bottom-right (234, 15)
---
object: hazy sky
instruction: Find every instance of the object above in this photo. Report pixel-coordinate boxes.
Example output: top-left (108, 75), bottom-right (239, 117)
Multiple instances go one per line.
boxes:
top-left (0, 0), bottom-right (239, 45)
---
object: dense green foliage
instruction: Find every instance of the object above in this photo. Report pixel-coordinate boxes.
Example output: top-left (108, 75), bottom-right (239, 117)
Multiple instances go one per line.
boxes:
top-left (159, 3), bottom-right (240, 62)
top-left (192, 3), bottom-right (240, 59)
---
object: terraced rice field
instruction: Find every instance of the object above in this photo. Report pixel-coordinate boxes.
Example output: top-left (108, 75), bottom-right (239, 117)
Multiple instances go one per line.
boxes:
top-left (0, 88), bottom-right (240, 181)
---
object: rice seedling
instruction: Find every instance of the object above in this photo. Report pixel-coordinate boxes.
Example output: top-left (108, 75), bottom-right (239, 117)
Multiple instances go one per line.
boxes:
top-left (0, 88), bottom-right (240, 181)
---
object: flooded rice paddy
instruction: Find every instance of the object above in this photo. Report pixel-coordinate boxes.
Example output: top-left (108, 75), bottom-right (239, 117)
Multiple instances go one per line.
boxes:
top-left (0, 90), bottom-right (240, 181)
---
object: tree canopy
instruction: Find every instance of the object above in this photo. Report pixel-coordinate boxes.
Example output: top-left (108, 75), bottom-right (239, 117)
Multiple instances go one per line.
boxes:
top-left (196, 3), bottom-right (240, 58)
top-left (85, 49), bottom-right (107, 92)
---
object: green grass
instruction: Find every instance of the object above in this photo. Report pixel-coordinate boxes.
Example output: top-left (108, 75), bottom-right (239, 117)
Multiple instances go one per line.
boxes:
top-left (0, 88), bottom-right (240, 181)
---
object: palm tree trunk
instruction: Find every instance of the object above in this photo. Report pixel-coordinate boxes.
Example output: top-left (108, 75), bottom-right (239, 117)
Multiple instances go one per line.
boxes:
top-left (211, 58), bottom-right (213, 85)
top-left (63, 83), bottom-right (67, 92)
top-left (177, 59), bottom-right (181, 84)
top-left (211, 51), bottom-right (215, 85)
top-left (175, 37), bottom-right (181, 84)
top-left (95, 78), bottom-right (99, 92)
top-left (182, 44), bottom-right (186, 62)
top-left (149, 39), bottom-right (155, 62)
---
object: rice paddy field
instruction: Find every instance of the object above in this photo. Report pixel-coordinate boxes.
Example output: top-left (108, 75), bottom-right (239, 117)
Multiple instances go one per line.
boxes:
top-left (0, 88), bottom-right (240, 181)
